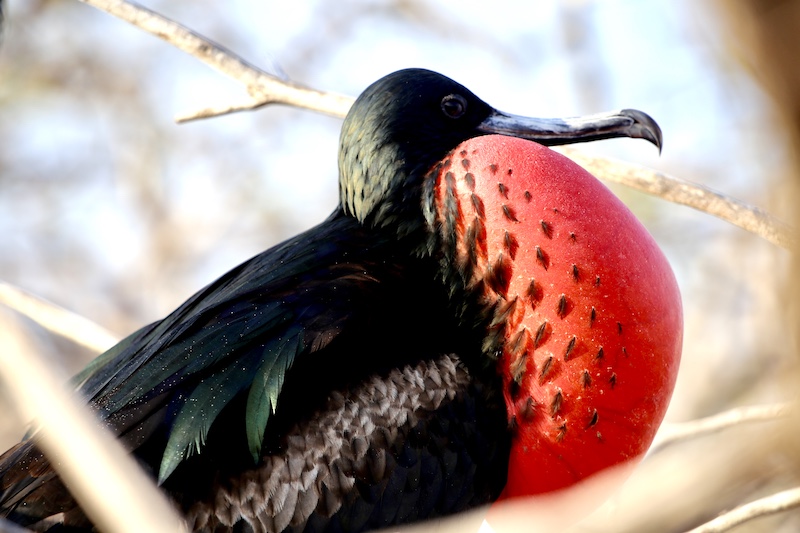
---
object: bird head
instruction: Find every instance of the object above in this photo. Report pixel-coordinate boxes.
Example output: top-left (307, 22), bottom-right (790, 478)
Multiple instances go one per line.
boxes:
top-left (338, 68), bottom-right (661, 244)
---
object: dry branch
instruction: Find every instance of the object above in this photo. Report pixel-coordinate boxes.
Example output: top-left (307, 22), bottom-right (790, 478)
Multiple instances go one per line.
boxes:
top-left (0, 311), bottom-right (187, 533)
top-left (557, 147), bottom-right (796, 250)
top-left (649, 402), bottom-right (791, 453)
top-left (685, 487), bottom-right (800, 533)
top-left (79, 0), bottom-right (353, 120)
top-left (0, 282), bottom-right (119, 354)
top-left (80, 2), bottom-right (798, 252)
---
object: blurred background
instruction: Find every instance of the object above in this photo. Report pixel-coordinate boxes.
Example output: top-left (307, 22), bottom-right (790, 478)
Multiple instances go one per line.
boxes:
top-left (0, 0), bottom-right (798, 531)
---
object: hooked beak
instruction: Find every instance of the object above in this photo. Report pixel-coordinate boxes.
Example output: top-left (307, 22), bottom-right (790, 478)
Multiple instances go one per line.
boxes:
top-left (477, 108), bottom-right (663, 153)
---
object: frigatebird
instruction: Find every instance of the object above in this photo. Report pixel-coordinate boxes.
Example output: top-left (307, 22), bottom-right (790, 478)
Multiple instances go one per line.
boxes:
top-left (0, 69), bottom-right (665, 532)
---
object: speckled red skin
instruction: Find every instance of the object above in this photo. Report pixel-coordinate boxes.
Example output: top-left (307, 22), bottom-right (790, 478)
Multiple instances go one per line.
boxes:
top-left (433, 135), bottom-right (682, 498)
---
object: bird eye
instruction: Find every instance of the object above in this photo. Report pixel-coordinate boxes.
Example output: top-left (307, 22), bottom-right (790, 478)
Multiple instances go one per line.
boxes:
top-left (441, 94), bottom-right (468, 119)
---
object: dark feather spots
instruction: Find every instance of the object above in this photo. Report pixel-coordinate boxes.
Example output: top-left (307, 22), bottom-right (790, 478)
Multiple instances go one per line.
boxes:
top-left (622, 347), bottom-right (629, 357)
top-left (461, 158), bottom-right (470, 169)
top-left (489, 163), bottom-right (498, 174)
top-left (571, 264), bottom-right (580, 282)
top-left (486, 344), bottom-right (502, 360)
top-left (590, 306), bottom-right (596, 327)
top-left (504, 231), bottom-right (519, 259)
top-left (524, 190), bottom-right (532, 202)
top-left (526, 278), bottom-right (542, 307)
top-left (587, 410), bottom-right (599, 428)
top-left (609, 373), bottom-right (617, 389)
top-left (441, 171), bottom-right (463, 259)
top-left (490, 296), bottom-right (518, 329)
top-left (511, 352), bottom-right (528, 386)
top-left (498, 182), bottom-right (509, 199)
top-left (556, 423), bottom-right (567, 442)
top-left (520, 397), bottom-right (536, 422)
top-left (460, 149), bottom-right (467, 156)
top-left (595, 275), bottom-right (601, 287)
top-left (486, 253), bottom-right (513, 297)
top-left (526, 278), bottom-right (536, 299)
top-left (540, 220), bottom-right (553, 239)
top-left (535, 246), bottom-right (549, 270)
top-left (510, 327), bottom-right (532, 358)
top-left (551, 389), bottom-right (563, 417)
top-left (596, 346), bottom-right (604, 360)
top-left (565, 335), bottom-right (576, 360)
top-left (581, 370), bottom-right (591, 388)
top-left (466, 217), bottom-right (488, 266)
top-left (539, 355), bottom-right (554, 382)
top-left (482, 305), bottom-right (507, 357)
top-left (569, 232), bottom-right (577, 242)
top-left (617, 322), bottom-right (623, 335)
top-left (556, 294), bottom-right (569, 318)
top-left (470, 193), bottom-right (485, 219)
top-left (465, 172), bottom-right (476, 190)
top-left (534, 321), bottom-right (549, 348)
top-left (507, 168), bottom-right (513, 175)
top-left (502, 204), bottom-right (518, 222)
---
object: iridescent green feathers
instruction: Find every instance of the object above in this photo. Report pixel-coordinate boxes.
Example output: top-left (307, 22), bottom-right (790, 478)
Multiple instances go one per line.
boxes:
top-left (75, 214), bottom-right (370, 483)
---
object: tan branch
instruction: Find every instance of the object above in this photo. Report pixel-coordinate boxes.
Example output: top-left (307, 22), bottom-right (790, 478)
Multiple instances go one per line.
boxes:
top-left (78, 0), bottom-right (354, 120)
top-left (557, 148), bottom-right (797, 250)
top-left (174, 100), bottom-right (275, 123)
top-left (0, 310), bottom-right (187, 533)
top-left (649, 403), bottom-right (791, 454)
top-left (79, 2), bottom-right (798, 251)
top-left (0, 281), bottom-right (120, 353)
top-left (685, 487), bottom-right (800, 533)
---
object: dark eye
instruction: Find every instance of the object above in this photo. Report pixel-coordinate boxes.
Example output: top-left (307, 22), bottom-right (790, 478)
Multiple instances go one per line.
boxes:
top-left (441, 94), bottom-right (468, 119)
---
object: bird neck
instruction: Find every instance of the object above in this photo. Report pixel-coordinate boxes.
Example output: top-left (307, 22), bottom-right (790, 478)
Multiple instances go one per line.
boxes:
top-left (420, 153), bottom-right (502, 358)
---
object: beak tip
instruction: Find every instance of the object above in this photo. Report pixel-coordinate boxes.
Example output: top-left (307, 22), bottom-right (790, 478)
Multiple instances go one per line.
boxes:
top-left (620, 108), bottom-right (663, 154)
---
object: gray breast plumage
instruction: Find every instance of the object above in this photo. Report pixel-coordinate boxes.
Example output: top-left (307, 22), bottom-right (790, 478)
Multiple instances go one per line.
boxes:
top-left (187, 354), bottom-right (472, 533)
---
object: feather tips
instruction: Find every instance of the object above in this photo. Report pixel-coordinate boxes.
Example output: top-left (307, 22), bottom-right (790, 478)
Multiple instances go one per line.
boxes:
top-left (245, 332), bottom-right (302, 463)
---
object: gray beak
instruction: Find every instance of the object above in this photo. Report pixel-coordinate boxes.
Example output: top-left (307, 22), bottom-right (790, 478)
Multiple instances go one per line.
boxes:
top-left (477, 108), bottom-right (662, 153)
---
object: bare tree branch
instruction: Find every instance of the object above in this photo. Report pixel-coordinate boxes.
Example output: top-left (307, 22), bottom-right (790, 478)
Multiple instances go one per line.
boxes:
top-left (557, 147), bottom-right (797, 250)
top-left (78, 1), bottom-right (798, 253)
top-left (0, 310), bottom-right (187, 533)
top-left (0, 281), bottom-right (120, 353)
top-left (174, 100), bottom-right (287, 124)
top-left (685, 487), bottom-right (800, 533)
top-left (649, 403), bottom-right (791, 454)
top-left (78, 0), bottom-right (354, 120)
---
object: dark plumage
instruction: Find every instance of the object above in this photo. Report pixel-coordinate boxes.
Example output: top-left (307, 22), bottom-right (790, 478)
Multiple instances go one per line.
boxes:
top-left (0, 69), bottom-right (661, 532)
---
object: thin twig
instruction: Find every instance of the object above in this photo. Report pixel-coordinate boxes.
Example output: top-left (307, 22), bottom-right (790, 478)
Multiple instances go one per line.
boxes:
top-left (0, 310), bottom-right (187, 533)
top-left (685, 487), bottom-right (800, 533)
top-left (175, 100), bottom-right (279, 123)
top-left (557, 148), bottom-right (797, 250)
top-left (649, 403), bottom-right (791, 454)
top-left (0, 281), bottom-right (120, 353)
top-left (78, 0), bottom-right (354, 121)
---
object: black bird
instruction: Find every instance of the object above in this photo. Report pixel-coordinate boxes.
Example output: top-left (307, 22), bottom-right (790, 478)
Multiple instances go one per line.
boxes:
top-left (0, 69), bottom-right (661, 532)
